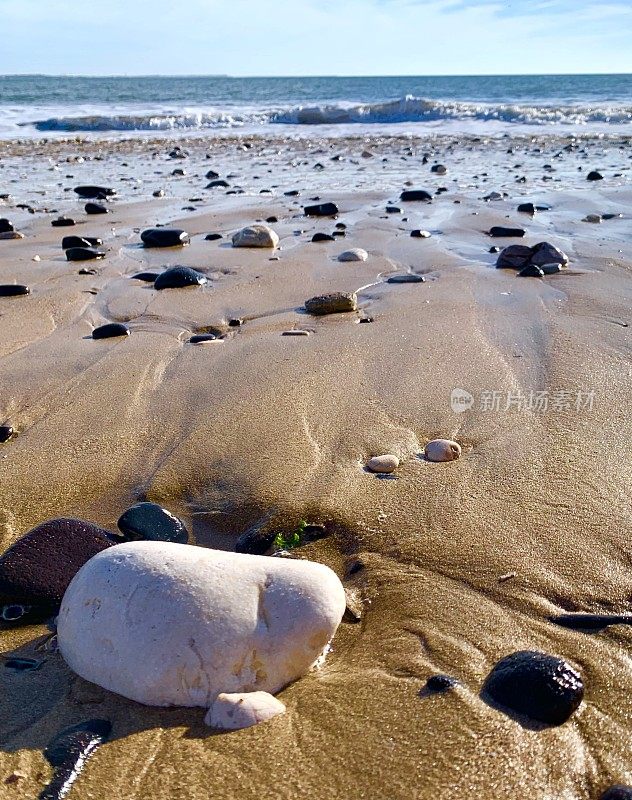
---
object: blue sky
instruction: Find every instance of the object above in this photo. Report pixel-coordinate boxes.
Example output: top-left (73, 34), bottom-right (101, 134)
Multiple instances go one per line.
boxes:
top-left (0, 0), bottom-right (630, 75)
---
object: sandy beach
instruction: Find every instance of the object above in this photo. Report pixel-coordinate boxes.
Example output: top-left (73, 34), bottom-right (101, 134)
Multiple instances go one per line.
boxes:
top-left (1, 131), bottom-right (631, 799)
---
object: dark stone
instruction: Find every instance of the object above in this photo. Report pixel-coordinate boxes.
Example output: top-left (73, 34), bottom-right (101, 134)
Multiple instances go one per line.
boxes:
top-left (205, 233), bottom-right (223, 241)
top-left (600, 786), bottom-right (632, 799)
top-left (235, 528), bottom-right (276, 555)
top-left (312, 232), bottom-right (335, 242)
top-left (0, 285), bottom-right (29, 296)
top-left (489, 246), bottom-right (500, 253)
top-left (431, 164), bottom-right (447, 174)
top-left (587, 171), bottom-right (603, 181)
top-left (530, 241), bottom-right (568, 267)
top-left (541, 263), bottom-right (562, 275)
top-left (483, 650), bottom-right (584, 725)
top-left (284, 190), bottom-right (300, 197)
top-left (154, 266), bottom-right (207, 290)
top-left (0, 425), bottom-right (14, 443)
top-left (85, 202), bottom-right (108, 215)
top-left (92, 322), bottom-right (130, 339)
top-left (518, 264), bottom-right (544, 278)
top-left (489, 226), bottom-right (526, 238)
top-left (0, 218), bottom-right (14, 233)
top-left (74, 185), bottom-right (116, 199)
top-left (4, 657), bottom-right (42, 671)
top-left (131, 271), bottom-right (159, 282)
top-left (400, 189), bottom-right (432, 202)
top-left (0, 518), bottom-right (117, 605)
top-left (426, 675), bottom-right (457, 692)
top-left (152, 189), bottom-right (165, 198)
top-left (205, 170), bottom-right (220, 179)
top-left (387, 274), bottom-right (425, 283)
top-left (61, 235), bottom-right (102, 249)
top-left (410, 229), bottom-right (431, 238)
top-left (140, 228), bottom-right (190, 248)
top-left (189, 333), bottom-right (219, 344)
top-left (603, 213), bottom-right (623, 220)
top-left (42, 720), bottom-right (112, 800)
top-left (78, 268), bottom-right (97, 275)
top-left (117, 502), bottom-right (188, 544)
top-left (496, 245), bottom-right (533, 269)
top-left (386, 206), bottom-right (402, 214)
top-left (206, 179), bottom-right (229, 188)
top-left (550, 613), bottom-right (632, 631)
top-left (51, 218), bottom-right (75, 227)
top-left (266, 216), bottom-right (278, 223)
top-left (305, 292), bottom-right (357, 315)
top-left (517, 203), bottom-right (536, 214)
top-left (65, 247), bottom-right (105, 262)
top-left (332, 230), bottom-right (346, 237)
top-left (304, 202), bottom-right (339, 217)
top-left (335, 223), bottom-right (346, 229)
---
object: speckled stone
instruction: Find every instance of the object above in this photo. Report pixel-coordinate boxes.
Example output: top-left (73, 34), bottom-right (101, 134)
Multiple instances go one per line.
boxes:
top-left (117, 502), bottom-right (189, 544)
top-left (366, 454), bottom-right (399, 473)
top-left (305, 292), bottom-right (357, 315)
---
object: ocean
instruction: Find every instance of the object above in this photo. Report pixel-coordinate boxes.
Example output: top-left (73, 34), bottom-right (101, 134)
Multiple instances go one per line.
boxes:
top-left (0, 73), bottom-right (631, 138)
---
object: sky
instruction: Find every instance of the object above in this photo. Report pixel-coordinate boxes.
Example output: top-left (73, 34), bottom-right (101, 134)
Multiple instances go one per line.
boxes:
top-left (0, 0), bottom-right (630, 76)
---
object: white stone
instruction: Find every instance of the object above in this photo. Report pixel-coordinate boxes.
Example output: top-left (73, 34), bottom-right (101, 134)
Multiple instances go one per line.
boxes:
top-left (232, 225), bottom-right (279, 248)
top-left (424, 439), bottom-right (462, 462)
top-left (366, 454), bottom-right (399, 474)
top-left (205, 691), bottom-right (286, 730)
top-left (338, 248), bottom-right (368, 262)
top-left (58, 542), bottom-right (345, 713)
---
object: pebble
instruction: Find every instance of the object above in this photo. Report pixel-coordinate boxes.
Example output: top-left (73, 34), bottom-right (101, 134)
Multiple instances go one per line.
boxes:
top-left (583, 214), bottom-right (602, 223)
top-left (0, 284), bottom-right (30, 296)
top-left (57, 542), bottom-right (346, 712)
top-left (484, 650), bottom-right (584, 725)
top-left (366, 454), bottom-right (399, 474)
top-left (489, 226), bottom-right (526, 238)
top-left (140, 228), bottom-right (190, 248)
top-left (74, 185), bottom-right (116, 199)
top-left (65, 247), bottom-right (105, 262)
top-left (153, 189), bottom-right (165, 198)
top-left (189, 333), bottom-right (221, 344)
top-left (131, 271), bottom-right (159, 282)
top-left (85, 202), bottom-right (108, 215)
top-left (0, 231), bottom-right (24, 240)
top-left (61, 235), bottom-right (102, 249)
top-left (205, 170), bottom-right (220, 179)
top-left (518, 264), bottom-right (545, 278)
top-left (312, 232), bottom-right (335, 242)
top-left (400, 189), bottom-right (432, 202)
top-left (117, 501), bottom-right (189, 544)
top-left (205, 691), bottom-right (286, 730)
top-left (338, 248), bottom-right (368, 262)
top-left (0, 518), bottom-right (117, 606)
top-left (304, 202), bottom-right (339, 217)
top-left (206, 179), bottom-right (229, 188)
top-left (205, 233), bottom-right (223, 241)
top-left (232, 224), bottom-right (279, 248)
top-left (0, 425), bottom-right (14, 443)
top-left (282, 330), bottom-right (310, 336)
top-left (387, 274), bottom-right (425, 284)
top-left (426, 675), bottom-right (457, 692)
top-left (92, 322), bottom-right (130, 339)
top-left (305, 292), bottom-right (358, 315)
top-left (0, 218), bottom-right (14, 233)
top-left (78, 267), bottom-right (98, 275)
top-left (424, 439), bottom-right (462, 462)
top-left (154, 266), bottom-right (207, 290)
top-left (587, 171), bottom-right (604, 181)
top-left (386, 206), bottom-right (402, 214)
top-left (600, 787), bottom-right (632, 799)
top-left (431, 164), bottom-right (447, 174)
top-left (410, 229), bottom-right (431, 238)
top-left (530, 241), bottom-right (568, 267)
top-left (517, 202), bottom-right (536, 214)
top-left (540, 263), bottom-right (563, 275)
top-left (51, 217), bottom-right (75, 227)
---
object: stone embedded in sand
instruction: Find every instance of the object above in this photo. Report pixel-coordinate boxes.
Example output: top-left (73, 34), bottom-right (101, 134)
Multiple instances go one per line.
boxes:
top-left (0, 284), bottom-right (30, 297)
top-left (387, 274), bottom-right (425, 284)
top-left (0, 425), bottom-right (14, 443)
top-left (410, 229), bottom-right (431, 238)
top-left (62, 235), bottom-right (102, 249)
top-left (583, 214), bottom-right (602, 223)
top-left (305, 292), bottom-right (357, 315)
top-left (484, 650), bottom-right (584, 725)
top-left (85, 202), bottom-right (109, 215)
top-left (74, 185), bottom-right (116, 199)
top-left (235, 528), bottom-right (277, 556)
top-left (131, 271), bottom-right (159, 282)
top-left (206, 179), bottom-right (229, 188)
top-left (366, 454), bottom-right (399, 474)
top-left (51, 217), bottom-right (75, 227)
top-left (424, 439), bottom-right (461, 462)
top-left (205, 691), bottom-right (286, 730)
top-left (600, 786), bottom-right (632, 800)
top-left (489, 226), bottom-right (526, 238)
top-left (587, 171), bottom-right (603, 181)
top-left (141, 228), bottom-right (190, 248)
top-left (117, 502), bottom-right (188, 544)
top-left (426, 675), bottom-right (457, 692)
top-left (0, 218), bottom-right (14, 233)
top-left (400, 189), bottom-right (432, 202)
top-left (66, 247), bottom-right (105, 262)
top-left (57, 542), bottom-right (346, 711)
top-left (154, 266), bottom-right (207, 290)
top-left (304, 202), bottom-right (339, 217)
top-left (530, 241), bottom-right (569, 267)
top-left (205, 233), bottom-right (223, 241)
top-left (153, 189), bottom-right (166, 198)
top-left (232, 225), bottom-right (279, 249)
top-left (312, 232), bottom-right (335, 243)
top-left (0, 231), bottom-right (24, 240)
top-left (0, 518), bottom-right (116, 606)
top-left (338, 248), bottom-right (368, 262)
top-left (189, 333), bottom-right (221, 344)
top-left (518, 264), bottom-right (544, 278)
top-left (517, 203), bottom-right (536, 214)
top-left (92, 322), bottom-right (130, 339)
top-left (431, 164), bottom-right (447, 175)
top-left (496, 245), bottom-right (533, 270)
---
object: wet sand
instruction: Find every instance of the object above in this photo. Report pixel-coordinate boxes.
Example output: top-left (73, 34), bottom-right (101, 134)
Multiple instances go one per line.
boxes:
top-left (1, 132), bottom-right (632, 799)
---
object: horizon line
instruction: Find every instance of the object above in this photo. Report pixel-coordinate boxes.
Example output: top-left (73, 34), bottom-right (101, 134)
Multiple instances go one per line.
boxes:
top-left (1, 71), bottom-right (631, 79)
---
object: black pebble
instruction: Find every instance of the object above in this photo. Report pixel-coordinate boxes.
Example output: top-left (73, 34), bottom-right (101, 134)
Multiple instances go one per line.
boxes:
top-left (78, 268), bottom-right (97, 275)
top-left (117, 501), bottom-right (189, 544)
top-left (235, 528), bottom-right (276, 555)
top-left (141, 228), bottom-right (190, 248)
top-left (483, 650), bottom-right (584, 725)
top-left (206, 179), bottom-right (229, 188)
top-left (426, 674), bottom-right (457, 692)
top-left (387, 274), bottom-right (425, 283)
top-left (400, 189), bottom-right (432, 202)
top-left (74, 185), bottom-right (116, 198)
top-left (312, 232), bottom-right (335, 242)
top-left (304, 202), bottom-right (339, 217)
top-left (541, 263), bottom-right (562, 275)
top-left (92, 323), bottom-right (129, 339)
top-left (284, 190), bottom-right (300, 197)
top-left (489, 226), bottom-right (526, 238)
top-left (51, 218), bottom-right (75, 227)
top-left (4, 657), bottom-right (42, 671)
top-left (85, 202), bottom-right (109, 215)
top-left (205, 233), bottom-right (223, 241)
top-left (228, 318), bottom-right (243, 327)
top-left (410, 229), bottom-right (430, 238)
top-left (189, 333), bottom-right (219, 344)
top-left (61, 235), bottom-right (103, 249)
top-left (66, 247), bottom-right (105, 262)
top-left (0, 425), bottom-right (14, 443)
top-left (517, 202), bottom-right (536, 214)
top-left (518, 264), bottom-right (545, 278)
top-left (154, 266), bottom-right (207, 290)
top-left (266, 216), bottom-right (278, 223)
top-left (0, 285), bottom-right (29, 296)
top-left (131, 271), bottom-right (159, 282)
top-left (386, 206), bottom-right (402, 214)
top-left (587, 171), bottom-right (604, 181)
top-left (600, 786), bottom-right (632, 800)
top-left (0, 218), bottom-right (14, 233)
top-left (489, 246), bottom-right (500, 253)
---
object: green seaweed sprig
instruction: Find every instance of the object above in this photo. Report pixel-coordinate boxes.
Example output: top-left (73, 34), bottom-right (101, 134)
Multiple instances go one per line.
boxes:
top-left (273, 520), bottom-right (308, 551)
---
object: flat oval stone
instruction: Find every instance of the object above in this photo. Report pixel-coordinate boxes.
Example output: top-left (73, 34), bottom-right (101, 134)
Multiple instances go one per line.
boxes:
top-left (205, 691), bottom-right (286, 730)
top-left (51, 218), bottom-right (75, 227)
top-left (518, 264), bottom-right (545, 278)
top-left (58, 542), bottom-right (346, 709)
top-left (0, 518), bottom-right (117, 605)
top-left (62, 235), bottom-right (102, 249)
top-left (206, 179), bottom-right (229, 188)
top-left (312, 232), bottom-right (335, 242)
top-left (154, 266), bottom-right (207, 290)
top-left (141, 228), bottom-right (190, 248)
top-left (117, 502), bottom-right (188, 544)
top-left (131, 271), bottom-right (160, 282)
top-left (85, 202), bottom-right (109, 215)
top-left (282, 330), bottom-right (310, 336)
top-left (583, 214), bottom-right (602, 223)
top-left (484, 650), bottom-right (584, 725)
top-left (92, 322), bottom-right (130, 339)
top-left (387, 274), bottom-right (425, 283)
top-left (338, 248), bottom-right (368, 262)
top-left (205, 233), bottom-right (223, 241)
top-left (305, 292), bottom-right (357, 315)
top-left (426, 674), bottom-right (457, 692)
top-left (0, 284), bottom-right (29, 297)
top-left (65, 247), bottom-right (105, 262)
top-left (410, 229), bottom-right (431, 238)
top-left (386, 206), bottom-right (402, 213)
top-left (366, 454), bottom-right (399, 474)
top-left (189, 333), bottom-right (221, 344)
top-left (0, 231), bottom-right (24, 240)
top-left (400, 189), bottom-right (432, 202)
top-left (74, 185), bottom-right (116, 198)
top-left (425, 439), bottom-right (461, 462)
top-left (541, 263), bottom-right (563, 275)
top-left (304, 202), bottom-right (339, 217)
top-left (232, 224), bottom-right (279, 248)
top-left (489, 226), bottom-right (526, 238)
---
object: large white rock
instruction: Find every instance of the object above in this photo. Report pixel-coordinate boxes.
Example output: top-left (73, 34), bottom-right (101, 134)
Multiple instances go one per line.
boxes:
top-left (232, 225), bottom-right (279, 248)
top-left (57, 542), bottom-right (345, 712)
top-left (205, 691), bottom-right (286, 730)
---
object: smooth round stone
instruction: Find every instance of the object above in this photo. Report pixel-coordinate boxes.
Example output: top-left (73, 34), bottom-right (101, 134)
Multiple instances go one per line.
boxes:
top-left (85, 202), bottom-right (109, 215)
top-left (338, 248), bottom-right (368, 262)
top-left (366, 454), bottom-right (399, 474)
top-left (400, 189), bottom-right (432, 202)
top-left (232, 225), bottom-right (279, 248)
top-left (0, 518), bottom-right (116, 605)
top-left (0, 284), bottom-right (29, 297)
top-left (312, 232), bottom-right (335, 243)
top-left (517, 202), bottom-right (536, 214)
top-left (410, 229), bottom-right (431, 238)
top-left (587, 171), bottom-right (603, 181)
top-left (305, 292), bottom-right (357, 315)
top-left (51, 218), bottom-right (75, 227)
top-left (518, 264), bottom-right (545, 278)
top-left (92, 322), bottom-right (129, 339)
top-left (205, 691), bottom-right (286, 730)
top-left (386, 206), bottom-right (402, 214)
top-left (62, 235), bottom-right (102, 249)
top-left (489, 226), bottom-right (526, 238)
top-left (387, 273), bottom-right (425, 284)
top-left (65, 247), bottom-right (105, 262)
top-left (154, 266), bottom-right (207, 290)
top-left (58, 542), bottom-right (346, 710)
top-left (424, 439), bottom-right (461, 462)
top-left (131, 271), bottom-right (159, 282)
top-left (600, 786), bottom-right (632, 800)
top-left (235, 528), bottom-right (277, 555)
top-left (484, 650), bottom-right (584, 725)
top-left (117, 502), bottom-right (188, 544)
top-left (304, 202), bottom-right (339, 217)
top-left (496, 244), bottom-right (533, 270)
top-left (0, 218), bottom-right (15, 233)
top-left (189, 333), bottom-right (221, 344)
top-left (74, 185), bottom-right (116, 199)
top-left (204, 233), bottom-right (223, 241)
top-left (431, 164), bottom-right (447, 174)
top-left (541, 263), bottom-right (563, 275)
top-left (426, 674), bottom-right (457, 692)
top-left (140, 228), bottom-right (190, 248)
top-left (206, 179), bottom-right (229, 188)
top-left (0, 425), bottom-right (14, 443)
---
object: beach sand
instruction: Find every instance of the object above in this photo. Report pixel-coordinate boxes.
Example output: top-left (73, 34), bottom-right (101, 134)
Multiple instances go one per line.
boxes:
top-left (0, 132), bottom-right (631, 799)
